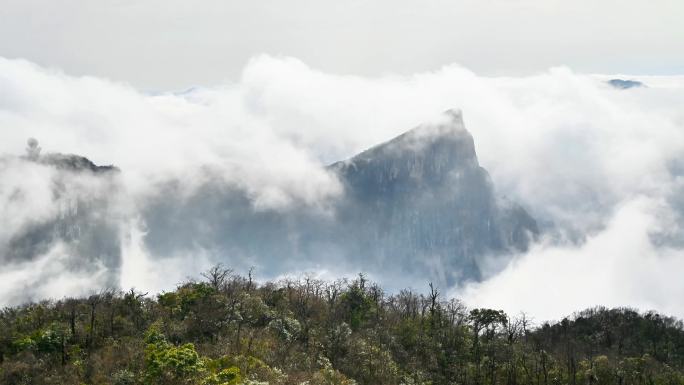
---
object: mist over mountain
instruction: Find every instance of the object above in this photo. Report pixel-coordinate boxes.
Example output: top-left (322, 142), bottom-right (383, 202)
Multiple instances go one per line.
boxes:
top-left (0, 149), bottom-right (122, 304)
top-left (2, 56), bottom-right (684, 320)
top-left (141, 110), bottom-right (537, 287)
top-left (328, 110), bottom-right (537, 284)
top-left (3, 111), bottom-right (537, 303)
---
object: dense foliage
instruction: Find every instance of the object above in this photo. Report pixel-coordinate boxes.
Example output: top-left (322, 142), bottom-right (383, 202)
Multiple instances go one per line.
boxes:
top-left (1, 266), bottom-right (683, 385)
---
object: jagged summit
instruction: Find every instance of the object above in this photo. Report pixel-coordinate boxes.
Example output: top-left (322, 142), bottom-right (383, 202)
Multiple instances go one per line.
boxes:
top-left (39, 153), bottom-right (119, 173)
top-left (23, 138), bottom-right (119, 173)
top-left (332, 109), bottom-right (472, 166)
top-left (368, 108), bottom-right (470, 147)
top-left (330, 110), bottom-right (478, 188)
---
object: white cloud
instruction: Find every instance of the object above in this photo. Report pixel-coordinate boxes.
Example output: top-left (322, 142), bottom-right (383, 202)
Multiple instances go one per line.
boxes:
top-left (0, 56), bottom-right (343, 210)
top-left (458, 197), bottom-right (684, 321)
top-left (119, 218), bottom-right (215, 294)
top-left (0, 242), bottom-right (110, 307)
top-left (1, 55), bottom-right (683, 320)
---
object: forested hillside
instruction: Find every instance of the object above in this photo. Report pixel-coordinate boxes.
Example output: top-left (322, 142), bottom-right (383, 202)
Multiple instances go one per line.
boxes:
top-left (1, 267), bottom-right (683, 385)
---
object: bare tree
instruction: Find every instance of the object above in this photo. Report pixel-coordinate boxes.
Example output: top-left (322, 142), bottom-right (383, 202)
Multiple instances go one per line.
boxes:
top-left (201, 264), bottom-right (233, 291)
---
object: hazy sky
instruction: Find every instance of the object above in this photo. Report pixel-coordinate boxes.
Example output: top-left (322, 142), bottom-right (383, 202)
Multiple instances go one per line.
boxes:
top-left (0, 0), bottom-right (682, 90)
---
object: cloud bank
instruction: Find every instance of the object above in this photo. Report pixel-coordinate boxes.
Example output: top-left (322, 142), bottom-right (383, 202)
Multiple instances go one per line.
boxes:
top-left (1, 55), bottom-right (683, 321)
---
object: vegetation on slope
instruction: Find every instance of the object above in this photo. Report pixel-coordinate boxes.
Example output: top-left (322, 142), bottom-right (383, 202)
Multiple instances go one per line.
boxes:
top-left (1, 266), bottom-right (683, 385)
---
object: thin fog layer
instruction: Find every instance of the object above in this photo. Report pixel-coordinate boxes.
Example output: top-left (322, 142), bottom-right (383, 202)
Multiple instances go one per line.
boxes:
top-left (1, 56), bottom-right (683, 321)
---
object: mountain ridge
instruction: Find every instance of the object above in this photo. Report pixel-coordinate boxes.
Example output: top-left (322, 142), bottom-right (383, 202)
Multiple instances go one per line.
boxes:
top-left (3, 110), bottom-right (539, 300)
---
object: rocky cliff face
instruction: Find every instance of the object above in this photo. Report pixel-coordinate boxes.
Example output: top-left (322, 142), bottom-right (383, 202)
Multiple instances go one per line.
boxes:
top-left (327, 110), bottom-right (537, 284)
top-left (2, 152), bottom-right (122, 290)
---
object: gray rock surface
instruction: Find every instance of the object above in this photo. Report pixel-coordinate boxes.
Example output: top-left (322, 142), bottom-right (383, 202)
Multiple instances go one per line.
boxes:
top-left (326, 110), bottom-right (537, 284)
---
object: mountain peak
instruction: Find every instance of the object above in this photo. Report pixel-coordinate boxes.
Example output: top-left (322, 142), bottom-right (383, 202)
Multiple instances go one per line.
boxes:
top-left (391, 108), bottom-right (467, 143)
top-left (329, 109), bottom-right (478, 185)
top-left (394, 108), bottom-right (469, 147)
top-left (608, 78), bottom-right (645, 89)
top-left (325, 109), bottom-right (537, 284)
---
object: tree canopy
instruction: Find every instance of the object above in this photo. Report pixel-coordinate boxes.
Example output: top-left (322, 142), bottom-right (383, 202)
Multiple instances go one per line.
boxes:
top-left (1, 266), bottom-right (683, 385)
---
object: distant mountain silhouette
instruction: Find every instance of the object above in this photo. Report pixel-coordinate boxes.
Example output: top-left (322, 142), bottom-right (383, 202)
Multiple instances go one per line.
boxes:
top-left (608, 79), bottom-right (645, 89)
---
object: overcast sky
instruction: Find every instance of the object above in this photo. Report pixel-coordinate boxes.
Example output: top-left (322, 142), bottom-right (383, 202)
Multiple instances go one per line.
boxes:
top-left (0, 0), bottom-right (682, 90)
